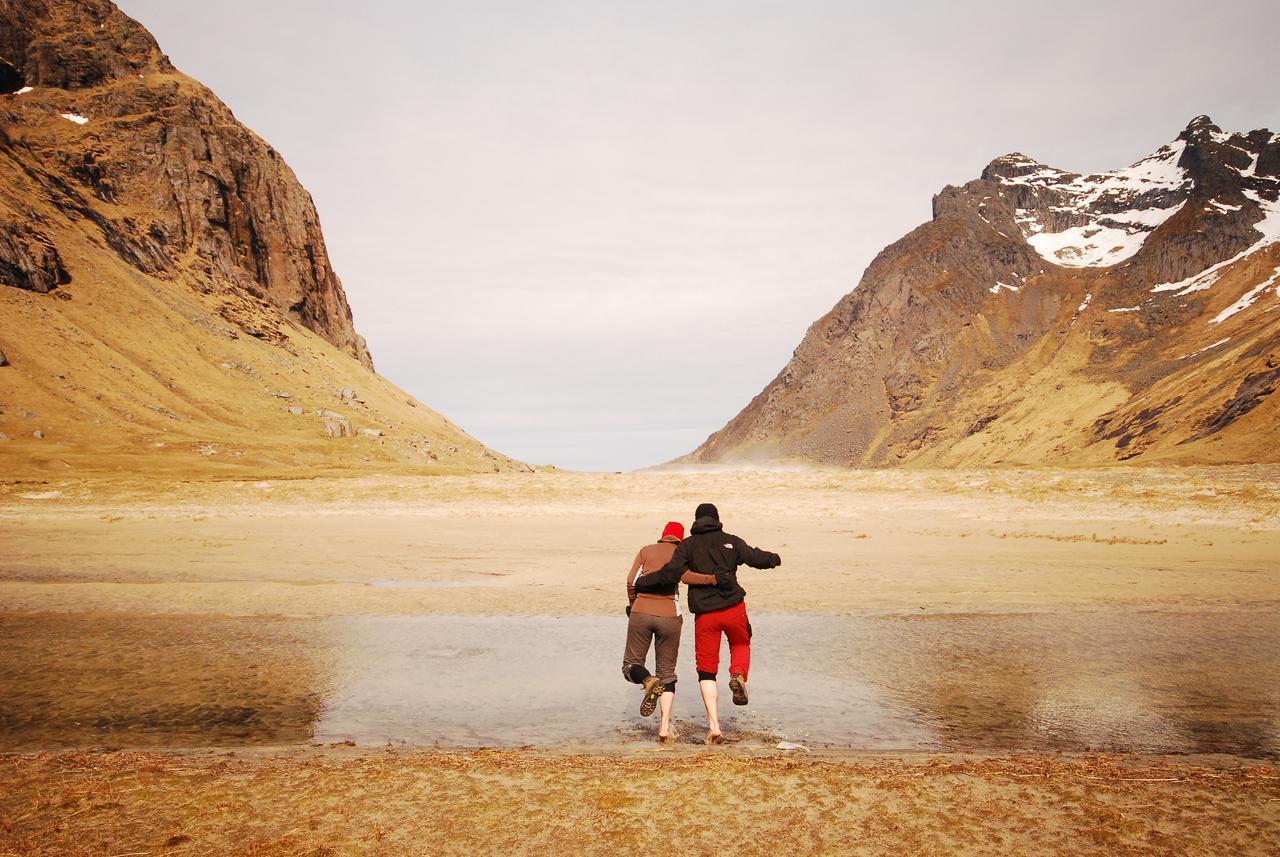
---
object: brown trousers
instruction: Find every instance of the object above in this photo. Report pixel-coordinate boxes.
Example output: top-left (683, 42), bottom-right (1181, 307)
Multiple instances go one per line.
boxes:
top-left (622, 612), bottom-right (683, 686)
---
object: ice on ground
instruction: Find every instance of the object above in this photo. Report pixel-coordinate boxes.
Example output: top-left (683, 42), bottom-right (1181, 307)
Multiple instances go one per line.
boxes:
top-left (1211, 267), bottom-right (1280, 325)
top-left (59, 113), bottom-right (89, 125)
top-left (1000, 140), bottom-right (1190, 269)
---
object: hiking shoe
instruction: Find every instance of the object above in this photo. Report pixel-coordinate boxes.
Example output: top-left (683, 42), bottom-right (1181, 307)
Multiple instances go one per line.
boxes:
top-left (729, 674), bottom-right (749, 706)
top-left (640, 676), bottom-right (665, 717)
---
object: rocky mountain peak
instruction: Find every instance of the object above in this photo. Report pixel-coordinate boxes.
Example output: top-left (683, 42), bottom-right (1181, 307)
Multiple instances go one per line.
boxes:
top-left (681, 117), bottom-right (1280, 468)
top-left (0, 0), bottom-right (171, 91)
top-left (0, 0), bottom-right (372, 368)
top-left (1182, 114), bottom-right (1220, 135)
top-left (0, 0), bottom-right (523, 475)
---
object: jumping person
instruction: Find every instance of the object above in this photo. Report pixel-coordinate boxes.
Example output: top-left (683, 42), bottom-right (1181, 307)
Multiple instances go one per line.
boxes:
top-left (623, 521), bottom-right (717, 743)
top-left (633, 503), bottom-right (781, 744)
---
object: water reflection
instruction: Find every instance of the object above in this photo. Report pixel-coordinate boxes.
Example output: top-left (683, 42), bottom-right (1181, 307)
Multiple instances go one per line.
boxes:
top-left (1, 611), bottom-right (1276, 756)
top-left (0, 615), bottom-right (327, 750)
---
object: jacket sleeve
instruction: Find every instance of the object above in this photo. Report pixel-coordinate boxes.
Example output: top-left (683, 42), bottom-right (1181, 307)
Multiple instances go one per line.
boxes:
top-left (736, 536), bottom-right (781, 569)
top-left (626, 550), bottom-right (643, 604)
top-left (634, 541), bottom-right (689, 591)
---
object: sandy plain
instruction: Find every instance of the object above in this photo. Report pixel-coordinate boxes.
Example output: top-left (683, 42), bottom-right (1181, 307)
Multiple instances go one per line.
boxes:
top-left (1, 466), bottom-right (1279, 855)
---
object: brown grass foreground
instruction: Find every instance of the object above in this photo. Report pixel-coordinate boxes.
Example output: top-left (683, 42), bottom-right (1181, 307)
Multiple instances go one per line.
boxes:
top-left (1, 749), bottom-right (1278, 856)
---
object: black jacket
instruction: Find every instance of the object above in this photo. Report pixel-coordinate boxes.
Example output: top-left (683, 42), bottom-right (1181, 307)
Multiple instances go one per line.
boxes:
top-left (633, 516), bottom-right (780, 614)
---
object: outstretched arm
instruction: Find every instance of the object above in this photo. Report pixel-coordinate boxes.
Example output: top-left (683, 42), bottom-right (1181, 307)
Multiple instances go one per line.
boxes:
top-left (736, 537), bottom-right (781, 569)
top-left (633, 541), bottom-right (690, 592)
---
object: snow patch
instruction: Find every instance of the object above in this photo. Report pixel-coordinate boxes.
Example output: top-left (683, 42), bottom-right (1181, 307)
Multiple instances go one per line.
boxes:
top-left (1077, 293), bottom-right (1093, 313)
top-left (1207, 199), bottom-right (1243, 214)
top-left (60, 112), bottom-right (89, 125)
top-left (1001, 140), bottom-right (1190, 269)
top-left (1028, 222), bottom-right (1157, 268)
top-left (1176, 338), bottom-right (1230, 360)
top-left (15, 86), bottom-right (33, 95)
top-left (1211, 266), bottom-right (1280, 324)
top-left (989, 281), bottom-right (1019, 294)
top-left (1108, 306), bottom-right (1142, 313)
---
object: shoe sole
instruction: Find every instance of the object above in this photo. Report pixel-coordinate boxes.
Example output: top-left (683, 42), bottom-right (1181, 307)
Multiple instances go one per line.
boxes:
top-left (640, 680), bottom-right (665, 717)
top-left (729, 675), bottom-right (748, 706)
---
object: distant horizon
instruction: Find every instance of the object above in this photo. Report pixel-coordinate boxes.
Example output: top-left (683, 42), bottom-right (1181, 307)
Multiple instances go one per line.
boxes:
top-left (119, 0), bottom-right (1280, 470)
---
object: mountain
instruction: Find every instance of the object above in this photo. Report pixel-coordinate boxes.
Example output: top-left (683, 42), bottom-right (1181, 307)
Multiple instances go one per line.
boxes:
top-left (681, 116), bottom-right (1280, 467)
top-left (0, 0), bottom-right (524, 477)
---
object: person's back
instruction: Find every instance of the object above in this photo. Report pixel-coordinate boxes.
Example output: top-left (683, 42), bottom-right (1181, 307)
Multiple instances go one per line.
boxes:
top-left (622, 522), bottom-right (717, 742)
top-left (628, 540), bottom-right (681, 615)
top-left (676, 514), bottom-right (779, 615)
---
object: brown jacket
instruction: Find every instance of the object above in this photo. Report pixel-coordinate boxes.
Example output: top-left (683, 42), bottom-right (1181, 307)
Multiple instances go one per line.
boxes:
top-left (627, 538), bottom-right (716, 617)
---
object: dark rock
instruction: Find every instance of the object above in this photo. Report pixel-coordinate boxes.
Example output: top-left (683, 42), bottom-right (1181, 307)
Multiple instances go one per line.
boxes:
top-left (0, 222), bottom-right (70, 293)
top-left (0, 0), bottom-right (373, 368)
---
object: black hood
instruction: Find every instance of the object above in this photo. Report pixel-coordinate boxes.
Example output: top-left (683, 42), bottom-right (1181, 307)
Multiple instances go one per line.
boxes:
top-left (691, 516), bottom-right (722, 535)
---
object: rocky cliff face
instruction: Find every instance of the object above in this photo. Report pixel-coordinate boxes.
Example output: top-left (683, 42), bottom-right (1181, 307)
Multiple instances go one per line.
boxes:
top-left (683, 116), bottom-right (1280, 467)
top-left (0, 0), bottom-right (523, 476)
top-left (0, 0), bottom-right (369, 366)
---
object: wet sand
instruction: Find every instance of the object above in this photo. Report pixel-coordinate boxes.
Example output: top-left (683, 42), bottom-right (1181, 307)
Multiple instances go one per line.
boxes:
top-left (2, 466), bottom-right (1278, 853)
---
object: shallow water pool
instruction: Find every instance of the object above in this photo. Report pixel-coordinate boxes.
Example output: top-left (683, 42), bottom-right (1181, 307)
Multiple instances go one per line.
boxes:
top-left (2, 610), bottom-right (1277, 755)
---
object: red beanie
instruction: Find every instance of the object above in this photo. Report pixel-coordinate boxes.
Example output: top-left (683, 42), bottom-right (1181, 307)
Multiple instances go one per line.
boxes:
top-left (661, 521), bottom-right (685, 541)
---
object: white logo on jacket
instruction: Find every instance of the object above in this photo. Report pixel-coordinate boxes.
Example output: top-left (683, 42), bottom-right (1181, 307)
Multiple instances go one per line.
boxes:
top-left (723, 543), bottom-right (733, 549)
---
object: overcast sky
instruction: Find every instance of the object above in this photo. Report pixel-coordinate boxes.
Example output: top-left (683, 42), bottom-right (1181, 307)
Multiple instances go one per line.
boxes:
top-left (120, 0), bottom-right (1279, 471)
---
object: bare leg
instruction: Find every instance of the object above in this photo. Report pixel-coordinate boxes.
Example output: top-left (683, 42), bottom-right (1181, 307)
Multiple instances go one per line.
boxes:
top-left (657, 691), bottom-right (675, 740)
top-left (699, 679), bottom-right (721, 741)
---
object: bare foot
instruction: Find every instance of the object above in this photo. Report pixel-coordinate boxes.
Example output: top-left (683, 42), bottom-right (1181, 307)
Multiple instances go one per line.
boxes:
top-left (705, 731), bottom-right (724, 745)
top-left (658, 732), bottom-right (677, 745)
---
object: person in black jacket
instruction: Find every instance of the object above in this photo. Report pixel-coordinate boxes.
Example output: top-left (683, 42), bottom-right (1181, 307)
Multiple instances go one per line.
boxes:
top-left (633, 502), bottom-right (781, 743)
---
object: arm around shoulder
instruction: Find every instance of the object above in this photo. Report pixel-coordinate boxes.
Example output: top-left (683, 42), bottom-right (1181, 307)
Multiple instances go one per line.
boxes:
top-left (634, 542), bottom-right (690, 591)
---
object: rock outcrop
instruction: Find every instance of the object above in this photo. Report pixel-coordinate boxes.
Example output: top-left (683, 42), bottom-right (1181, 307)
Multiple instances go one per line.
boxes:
top-left (0, 0), bottom-right (370, 366)
top-left (681, 117), bottom-right (1280, 467)
top-left (0, 0), bottom-right (524, 476)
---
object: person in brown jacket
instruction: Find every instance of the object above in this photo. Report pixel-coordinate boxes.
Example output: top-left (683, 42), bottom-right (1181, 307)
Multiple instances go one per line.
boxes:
top-left (623, 521), bottom-right (717, 742)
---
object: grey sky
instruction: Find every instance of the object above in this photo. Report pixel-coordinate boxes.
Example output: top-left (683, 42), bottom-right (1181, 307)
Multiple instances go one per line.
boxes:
top-left (120, 0), bottom-right (1279, 471)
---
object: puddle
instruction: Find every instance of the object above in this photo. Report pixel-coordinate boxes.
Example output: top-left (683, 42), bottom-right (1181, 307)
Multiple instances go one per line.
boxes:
top-left (1, 611), bottom-right (1277, 755)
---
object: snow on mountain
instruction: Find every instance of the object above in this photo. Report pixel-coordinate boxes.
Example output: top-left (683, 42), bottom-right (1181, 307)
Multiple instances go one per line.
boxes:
top-left (679, 117), bottom-right (1280, 469)
top-left (998, 141), bottom-right (1190, 268)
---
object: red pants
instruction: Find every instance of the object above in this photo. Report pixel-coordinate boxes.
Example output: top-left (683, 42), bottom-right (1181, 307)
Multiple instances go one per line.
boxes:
top-left (694, 600), bottom-right (751, 681)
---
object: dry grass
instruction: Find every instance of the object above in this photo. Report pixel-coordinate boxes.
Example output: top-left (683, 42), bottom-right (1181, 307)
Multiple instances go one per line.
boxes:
top-left (1, 749), bottom-right (1277, 856)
